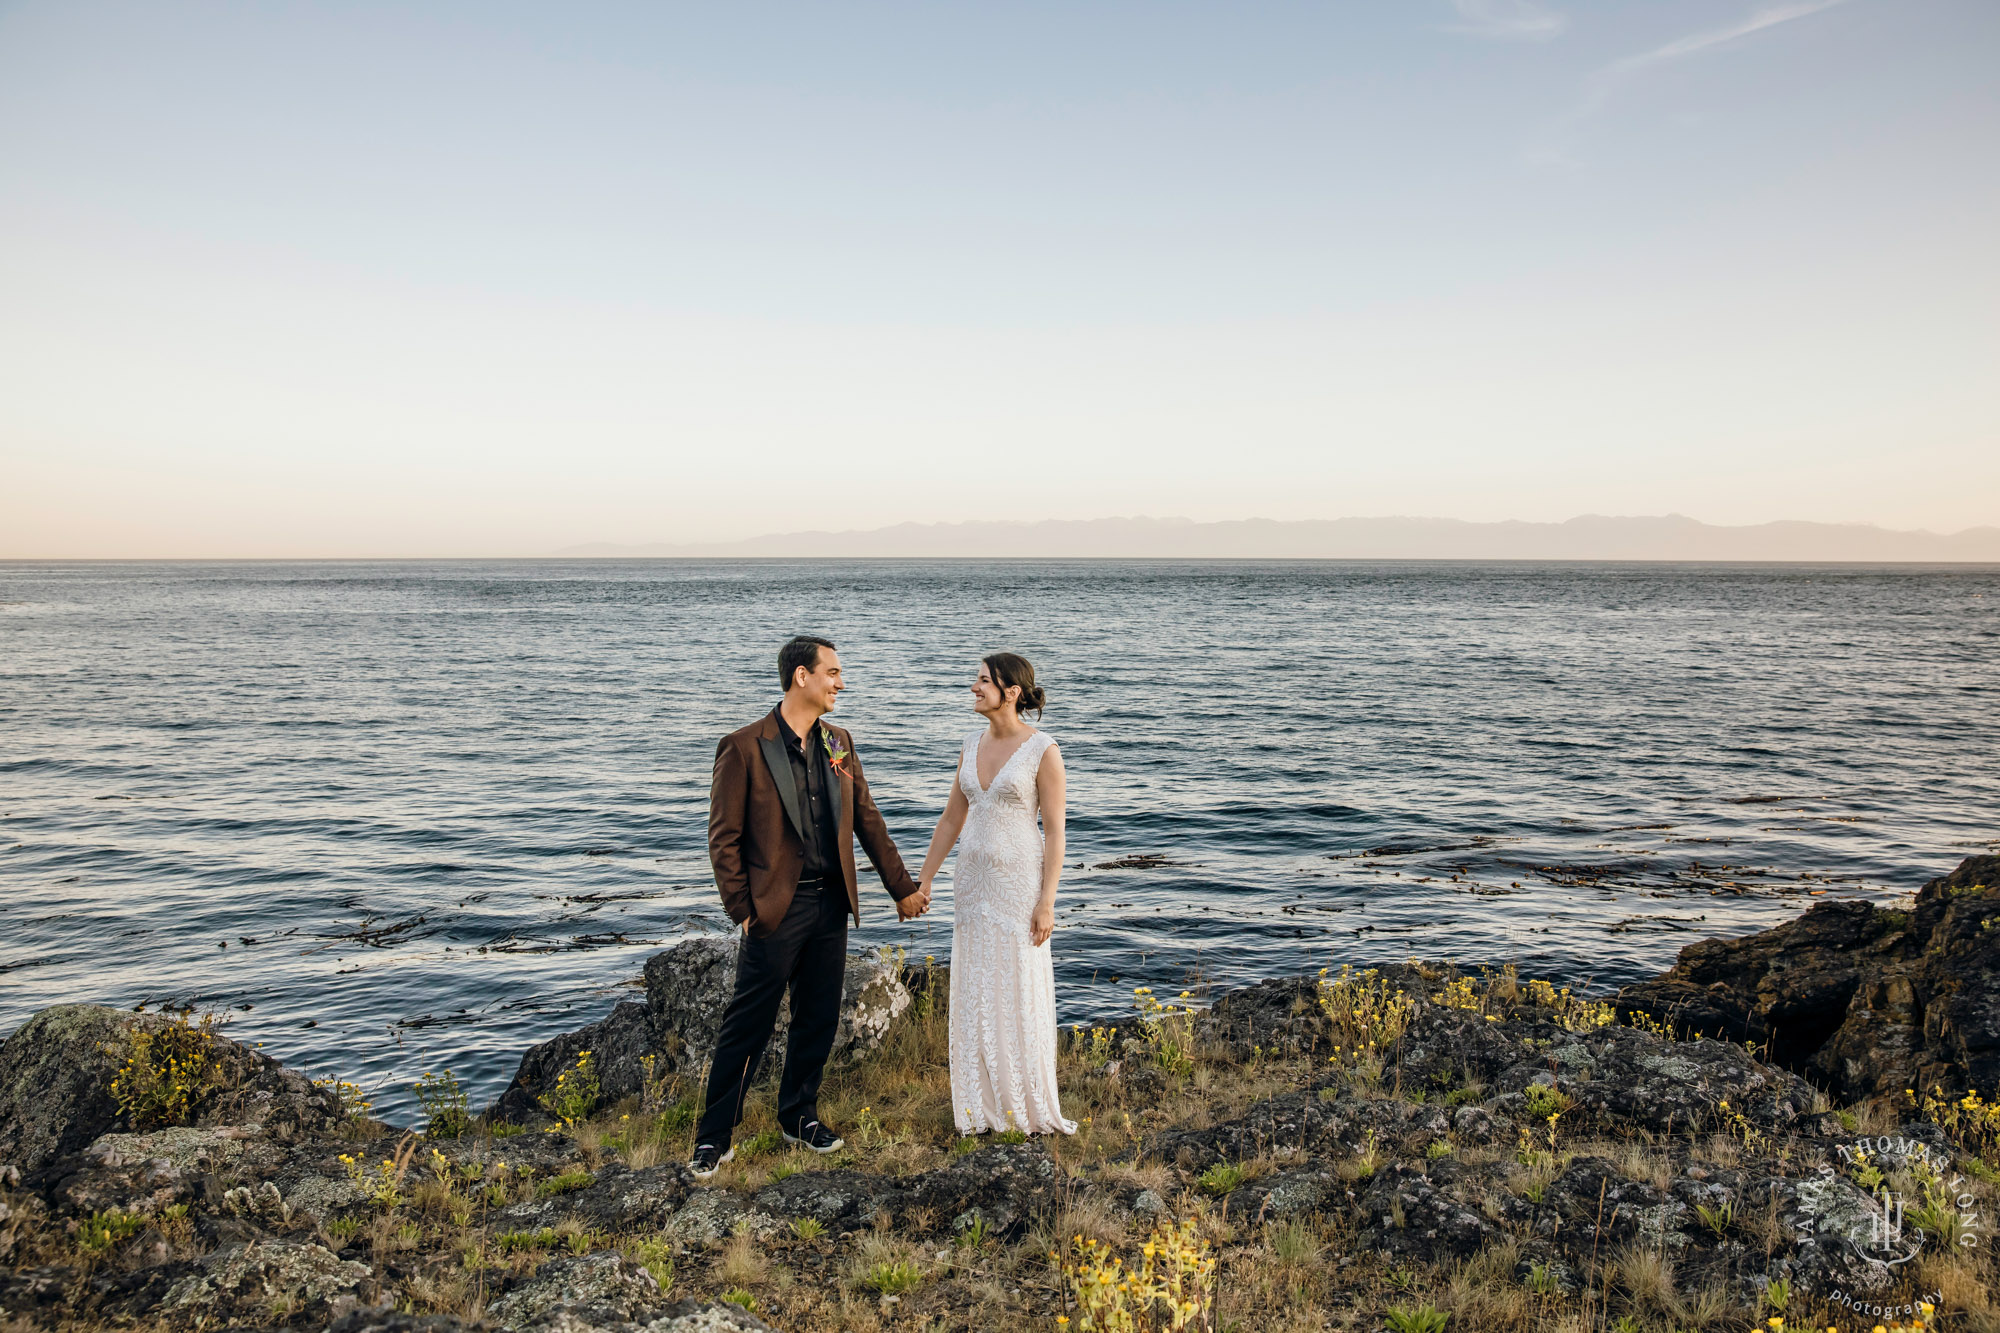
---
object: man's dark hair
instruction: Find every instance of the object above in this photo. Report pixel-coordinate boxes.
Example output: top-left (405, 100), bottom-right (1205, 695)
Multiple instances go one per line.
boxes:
top-left (779, 636), bottom-right (836, 691)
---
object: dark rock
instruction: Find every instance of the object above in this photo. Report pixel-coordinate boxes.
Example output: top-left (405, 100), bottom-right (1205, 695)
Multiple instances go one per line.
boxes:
top-left (877, 1142), bottom-right (1060, 1239)
top-left (328, 1307), bottom-right (472, 1333)
top-left (1619, 854), bottom-right (2000, 1102)
top-left (489, 939), bottom-right (910, 1122)
top-left (1146, 1087), bottom-right (1436, 1171)
top-left (1230, 1167), bottom-right (1345, 1220)
top-left (491, 1163), bottom-right (689, 1233)
top-left (1399, 1006), bottom-right (1814, 1134)
top-left (1354, 1162), bottom-right (1496, 1262)
top-left (751, 1168), bottom-right (881, 1230)
top-left (1535, 1156), bottom-right (1681, 1249)
top-left (1194, 977), bottom-right (1327, 1057)
top-left (0, 1264), bottom-right (73, 1312)
top-left (0, 1005), bottom-right (349, 1180)
top-left (1615, 901), bottom-right (1910, 1062)
top-left (330, 1300), bottom-right (774, 1333)
top-left (486, 1249), bottom-right (667, 1329)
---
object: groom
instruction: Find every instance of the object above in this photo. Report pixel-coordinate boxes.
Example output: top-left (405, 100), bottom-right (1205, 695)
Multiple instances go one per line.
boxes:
top-left (690, 636), bottom-right (928, 1177)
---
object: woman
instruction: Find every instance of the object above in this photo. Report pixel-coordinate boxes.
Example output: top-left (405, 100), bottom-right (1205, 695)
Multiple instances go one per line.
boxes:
top-left (914, 652), bottom-right (1076, 1137)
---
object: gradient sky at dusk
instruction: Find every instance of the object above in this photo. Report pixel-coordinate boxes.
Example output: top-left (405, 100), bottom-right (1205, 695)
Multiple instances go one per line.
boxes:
top-left (2, 1), bottom-right (1995, 556)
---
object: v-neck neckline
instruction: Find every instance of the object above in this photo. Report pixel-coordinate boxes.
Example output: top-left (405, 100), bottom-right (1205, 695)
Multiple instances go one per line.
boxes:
top-left (971, 727), bottom-right (1037, 796)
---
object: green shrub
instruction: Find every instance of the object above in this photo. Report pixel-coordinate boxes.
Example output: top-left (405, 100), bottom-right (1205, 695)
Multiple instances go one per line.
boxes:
top-left (496, 1228), bottom-right (558, 1253)
top-left (536, 1169), bottom-right (596, 1198)
top-left (1384, 1304), bottom-right (1449, 1333)
top-left (1198, 1161), bottom-right (1246, 1195)
top-left (865, 1260), bottom-right (923, 1295)
top-left (537, 1050), bottom-right (600, 1128)
top-left (626, 1237), bottom-right (674, 1291)
top-left (107, 1011), bottom-right (221, 1129)
top-left (77, 1209), bottom-right (146, 1254)
top-left (414, 1069), bottom-right (472, 1140)
top-left (737, 1127), bottom-right (784, 1161)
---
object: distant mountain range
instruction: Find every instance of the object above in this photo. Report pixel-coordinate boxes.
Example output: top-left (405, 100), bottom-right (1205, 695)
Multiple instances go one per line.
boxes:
top-left (556, 514), bottom-right (2000, 561)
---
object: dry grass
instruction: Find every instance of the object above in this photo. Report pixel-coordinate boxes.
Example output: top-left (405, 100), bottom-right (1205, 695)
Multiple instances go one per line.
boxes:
top-left (1613, 1138), bottom-right (1672, 1191)
top-left (1922, 1246), bottom-right (1998, 1326)
top-left (1051, 1191), bottom-right (1126, 1249)
top-left (1092, 1157), bottom-right (1174, 1192)
top-left (569, 1121), bottom-right (605, 1169)
top-left (717, 1230), bottom-right (767, 1287)
top-left (1611, 1244), bottom-right (1676, 1316)
top-left (620, 1131), bottom-right (665, 1170)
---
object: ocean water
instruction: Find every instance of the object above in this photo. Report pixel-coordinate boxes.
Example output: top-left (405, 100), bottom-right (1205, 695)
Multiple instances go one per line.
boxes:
top-left (2, 559), bottom-right (1995, 1120)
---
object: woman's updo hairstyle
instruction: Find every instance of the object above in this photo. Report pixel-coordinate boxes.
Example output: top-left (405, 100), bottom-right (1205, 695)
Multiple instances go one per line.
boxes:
top-left (984, 652), bottom-right (1046, 718)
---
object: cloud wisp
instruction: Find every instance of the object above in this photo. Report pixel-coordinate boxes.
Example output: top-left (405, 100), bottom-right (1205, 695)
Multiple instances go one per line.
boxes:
top-left (1531, 0), bottom-right (1847, 161)
top-left (1443, 0), bottom-right (1568, 42)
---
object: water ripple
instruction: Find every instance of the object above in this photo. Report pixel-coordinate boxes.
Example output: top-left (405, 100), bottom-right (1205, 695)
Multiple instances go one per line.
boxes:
top-left (2, 559), bottom-right (1995, 1119)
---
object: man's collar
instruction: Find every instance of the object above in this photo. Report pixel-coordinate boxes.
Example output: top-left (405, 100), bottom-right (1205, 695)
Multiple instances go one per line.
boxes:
top-left (772, 704), bottom-right (824, 748)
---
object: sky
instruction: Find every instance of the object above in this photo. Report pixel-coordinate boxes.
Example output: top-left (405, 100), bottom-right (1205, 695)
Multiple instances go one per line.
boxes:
top-left (1, 0), bottom-right (1995, 557)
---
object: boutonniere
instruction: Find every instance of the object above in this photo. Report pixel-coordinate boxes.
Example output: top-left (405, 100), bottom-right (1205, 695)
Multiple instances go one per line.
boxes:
top-left (820, 730), bottom-right (854, 779)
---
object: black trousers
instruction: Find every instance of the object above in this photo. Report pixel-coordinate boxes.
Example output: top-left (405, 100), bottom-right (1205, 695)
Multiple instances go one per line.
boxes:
top-left (694, 878), bottom-right (848, 1148)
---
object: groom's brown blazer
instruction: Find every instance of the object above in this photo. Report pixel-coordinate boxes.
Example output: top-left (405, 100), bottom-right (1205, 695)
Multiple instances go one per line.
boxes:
top-left (709, 711), bottom-right (919, 933)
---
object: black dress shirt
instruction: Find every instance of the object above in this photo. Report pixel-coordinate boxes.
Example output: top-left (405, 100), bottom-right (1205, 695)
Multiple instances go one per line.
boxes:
top-left (774, 707), bottom-right (840, 880)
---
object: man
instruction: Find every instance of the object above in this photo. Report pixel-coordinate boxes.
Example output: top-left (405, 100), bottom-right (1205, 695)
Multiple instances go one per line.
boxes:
top-left (690, 635), bottom-right (929, 1177)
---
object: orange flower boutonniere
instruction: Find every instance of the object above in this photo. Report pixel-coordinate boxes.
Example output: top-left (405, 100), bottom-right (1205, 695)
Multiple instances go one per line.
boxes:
top-left (820, 731), bottom-right (854, 779)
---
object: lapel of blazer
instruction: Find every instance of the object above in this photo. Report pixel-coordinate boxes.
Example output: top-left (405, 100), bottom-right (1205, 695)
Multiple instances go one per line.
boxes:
top-left (756, 714), bottom-right (806, 845)
top-left (828, 724), bottom-right (854, 846)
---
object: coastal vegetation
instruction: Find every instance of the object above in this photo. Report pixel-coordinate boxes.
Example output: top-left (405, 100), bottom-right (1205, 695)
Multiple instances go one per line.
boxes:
top-left (0, 856), bottom-right (1996, 1331)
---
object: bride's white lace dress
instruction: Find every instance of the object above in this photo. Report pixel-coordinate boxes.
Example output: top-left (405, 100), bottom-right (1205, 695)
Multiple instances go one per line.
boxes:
top-left (948, 727), bottom-right (1076, 1136)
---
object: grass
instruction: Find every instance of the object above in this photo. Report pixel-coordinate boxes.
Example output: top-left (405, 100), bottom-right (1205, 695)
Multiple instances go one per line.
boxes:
top-left (495, 1228), bottom-right (558, 1253)
top-left (1384, 1304), bottom-right (1450, 1333)
top-left (737, 1127), bottom-right (785, 1161)
top-left (1694, 1197), bottom-right (1733, 1238)
top-left (624, 1237), bottom-right (674, 1293)
top-left (535, 1169), bottom-right (595, 1198)
top-left (76, 1209), bottom-right (145, 1254)
top-left (863, 1259), bottom-right (924, 1295)
top-left (1198, 1161), bottom-right (1246, 1195)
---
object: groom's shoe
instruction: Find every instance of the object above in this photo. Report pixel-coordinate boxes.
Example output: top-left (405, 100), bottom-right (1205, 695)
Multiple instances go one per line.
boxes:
top-left (783, 1120), bottom-right (844, 1154)
top-left (688, 1143), bottom-right (733, 1179)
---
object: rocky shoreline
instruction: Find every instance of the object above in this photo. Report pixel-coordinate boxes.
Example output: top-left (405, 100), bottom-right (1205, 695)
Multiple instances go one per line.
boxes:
top-left (2, 854), bottom-right (1995, 1332)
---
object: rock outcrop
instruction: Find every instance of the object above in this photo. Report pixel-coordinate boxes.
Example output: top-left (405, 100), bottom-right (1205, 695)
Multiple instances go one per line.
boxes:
top-left (1618, 854), bottom-right (2000, 1102)
top-left (489, 938), bottom-right (911, 1122)
top-left (0, 1004), bottom-right (349, 1179)
top-left (5, 853), bottom-right (1995, 1331)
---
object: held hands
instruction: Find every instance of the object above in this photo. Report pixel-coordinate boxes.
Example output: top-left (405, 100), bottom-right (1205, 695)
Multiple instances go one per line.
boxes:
top-left (897, 881), bottom-right (933, 922)
top-left (1029, 900), bottom-right (1054, 947)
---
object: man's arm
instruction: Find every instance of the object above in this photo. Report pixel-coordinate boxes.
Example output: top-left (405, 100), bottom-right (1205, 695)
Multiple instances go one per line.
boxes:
top-left (709, 737), bottom-right (755, 926)
top-left (848, 741), bottom-right (919, 901)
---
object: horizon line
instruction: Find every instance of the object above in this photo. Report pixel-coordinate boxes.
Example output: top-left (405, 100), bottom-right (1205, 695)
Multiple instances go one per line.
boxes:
top-left (8, 512), bottom-right (2000, 563)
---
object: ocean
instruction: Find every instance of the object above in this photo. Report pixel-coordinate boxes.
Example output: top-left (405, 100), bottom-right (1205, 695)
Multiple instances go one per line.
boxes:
top-left (2, 559), bottom-right (1994, 1119)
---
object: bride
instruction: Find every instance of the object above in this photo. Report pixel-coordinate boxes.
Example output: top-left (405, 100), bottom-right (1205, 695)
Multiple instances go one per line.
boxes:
top-left (914, 652), bottom-right (1076, 1137)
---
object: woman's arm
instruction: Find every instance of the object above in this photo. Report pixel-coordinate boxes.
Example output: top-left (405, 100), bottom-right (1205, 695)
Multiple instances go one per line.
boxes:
top-left (914, 756), bottom-right (971, 896)
top-left (1030, 744), bottom-right (1065, 946)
